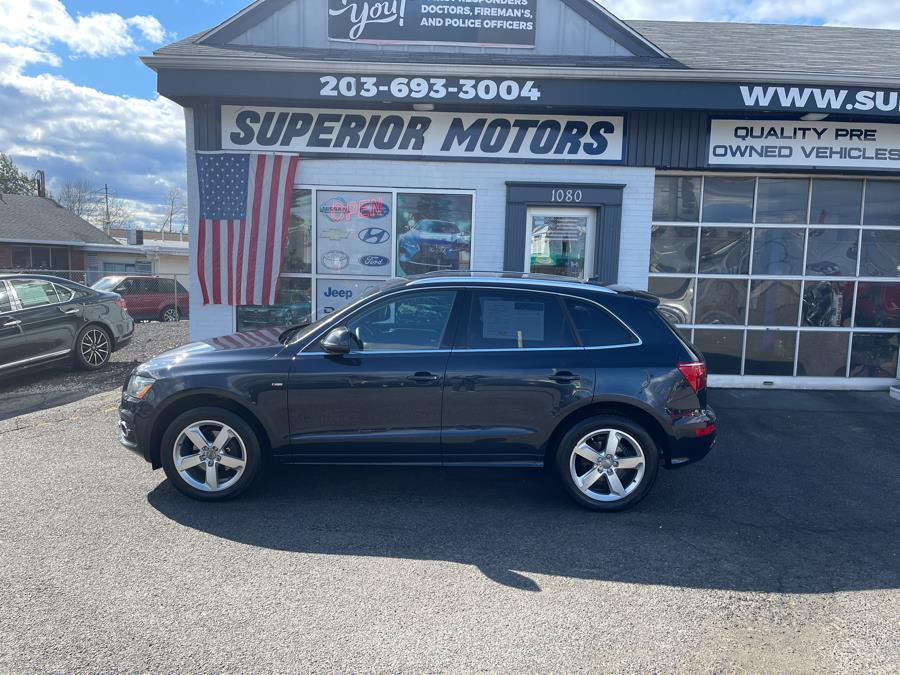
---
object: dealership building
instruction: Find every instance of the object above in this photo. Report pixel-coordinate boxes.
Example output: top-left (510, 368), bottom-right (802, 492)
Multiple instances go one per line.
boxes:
top-left (145, 0), bottom-right (900, 389)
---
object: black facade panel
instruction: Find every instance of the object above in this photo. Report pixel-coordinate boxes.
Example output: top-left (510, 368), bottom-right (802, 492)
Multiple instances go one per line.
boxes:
top-left (193, 103), bottom-right (222, 151)
top-left (626, 111), bottom-right (708, 170)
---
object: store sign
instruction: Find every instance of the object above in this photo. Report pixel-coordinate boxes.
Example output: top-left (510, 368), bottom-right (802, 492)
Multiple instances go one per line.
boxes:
top-left (222, 107), bottom-right (624, 163)
top-left (328, 0), bottom-right (536, 47)
top-left (709, 120), bottom-right (900, 170)
top-left (317, 191), bottom-right (394, 276)
top-left (316, 279), bottom-right (384, 318)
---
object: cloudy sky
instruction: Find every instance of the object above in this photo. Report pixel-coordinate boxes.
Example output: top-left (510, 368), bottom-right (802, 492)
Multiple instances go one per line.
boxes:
top-left (0, 0), bottom-right (897, 229)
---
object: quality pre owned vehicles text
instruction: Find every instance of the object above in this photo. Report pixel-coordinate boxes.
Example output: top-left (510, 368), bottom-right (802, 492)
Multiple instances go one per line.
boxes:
top-left (119, 273), bottom-right (717, 511)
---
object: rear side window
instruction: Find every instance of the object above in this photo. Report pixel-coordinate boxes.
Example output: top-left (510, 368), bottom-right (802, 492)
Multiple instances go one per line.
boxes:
top-left (565, 298), bottom-right (638, 347)
top-left (467, 290), bottom-right (576, 349)
top-left (10, 279), bottom-right (60, 308)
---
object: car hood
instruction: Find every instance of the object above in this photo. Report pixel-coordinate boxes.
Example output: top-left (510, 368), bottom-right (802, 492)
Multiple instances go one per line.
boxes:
top-left (139, 328), bottom-right (285, 376)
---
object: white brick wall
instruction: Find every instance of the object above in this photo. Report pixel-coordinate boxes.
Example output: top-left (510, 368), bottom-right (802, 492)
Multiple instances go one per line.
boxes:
top-left (188, 153), bottom-right (656, 341)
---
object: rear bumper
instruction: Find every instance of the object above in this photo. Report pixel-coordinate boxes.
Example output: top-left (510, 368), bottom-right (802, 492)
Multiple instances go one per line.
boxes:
top-left (665, 407), bottom-right (717, 468)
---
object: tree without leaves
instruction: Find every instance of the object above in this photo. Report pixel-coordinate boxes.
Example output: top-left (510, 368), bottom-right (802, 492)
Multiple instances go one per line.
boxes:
top-left (57, 179), bottom-right (134, 230)
top-left (0, 154), bottom-right (36, 196)
top-left (159, 186), bottom-right (186, 235)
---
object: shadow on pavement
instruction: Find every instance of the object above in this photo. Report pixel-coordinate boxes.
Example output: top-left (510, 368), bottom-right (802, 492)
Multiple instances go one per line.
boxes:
top-left (148, 389), bottom-right (900, 593)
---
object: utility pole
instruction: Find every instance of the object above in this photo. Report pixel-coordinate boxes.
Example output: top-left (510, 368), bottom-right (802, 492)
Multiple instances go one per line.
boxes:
top-left (104, 184), bottom-right (111, 235)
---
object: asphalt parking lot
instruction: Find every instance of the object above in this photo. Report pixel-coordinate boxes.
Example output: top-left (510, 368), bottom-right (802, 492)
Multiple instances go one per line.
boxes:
top-left (1, 356), bottom-right (898, 671)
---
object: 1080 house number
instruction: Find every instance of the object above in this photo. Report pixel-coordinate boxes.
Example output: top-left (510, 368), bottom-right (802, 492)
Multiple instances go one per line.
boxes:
top-left (551, 189), bottom-right (584, 203)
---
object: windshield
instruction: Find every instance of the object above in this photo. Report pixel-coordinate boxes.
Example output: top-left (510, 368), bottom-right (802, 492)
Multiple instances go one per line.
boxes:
top-left (92, 277), bottom-right (123, 292)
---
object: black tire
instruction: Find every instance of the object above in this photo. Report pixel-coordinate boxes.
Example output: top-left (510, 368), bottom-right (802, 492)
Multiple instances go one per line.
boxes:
top-left (160, 407), bottom-right (262, 501)
top-left (73, 324), bottom-right (112, 370)
top-left (160, 305), bottom-right (180, 322)
top-left (555, 415), bottom-right (659, 512)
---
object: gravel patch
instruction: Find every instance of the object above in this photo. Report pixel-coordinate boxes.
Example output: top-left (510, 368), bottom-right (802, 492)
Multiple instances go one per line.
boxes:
top-left (0, 321), bottom-right (191, 420)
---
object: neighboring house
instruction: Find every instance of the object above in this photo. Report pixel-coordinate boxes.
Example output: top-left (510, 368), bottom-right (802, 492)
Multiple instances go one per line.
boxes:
top-left (0, 195), bottom-right (188, 284)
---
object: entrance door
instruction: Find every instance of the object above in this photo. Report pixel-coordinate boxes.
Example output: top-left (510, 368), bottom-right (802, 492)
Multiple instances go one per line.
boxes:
top-left (525, 207), bottom-right (596, 280)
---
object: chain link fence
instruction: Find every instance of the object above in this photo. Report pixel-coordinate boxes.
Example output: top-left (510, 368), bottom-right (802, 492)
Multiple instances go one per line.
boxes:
top-left (1, 269), bottom-right (191, 324)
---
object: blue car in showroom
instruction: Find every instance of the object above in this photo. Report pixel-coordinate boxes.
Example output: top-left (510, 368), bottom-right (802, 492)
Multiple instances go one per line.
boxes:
top-left (397, 219), bottom-right (471, 275)
top-left (119, 272), bottom-right (716, 511)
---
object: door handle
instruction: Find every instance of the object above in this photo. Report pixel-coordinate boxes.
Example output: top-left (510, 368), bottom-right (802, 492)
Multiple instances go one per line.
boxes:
top-left (550, 371), bottom-right (580, 384)
top-left (2, 319), bottom-right (21, 327)
top-left (408, 372), bottom-right (441, 384)
top-left (60, 307), bottom-right (80, 315)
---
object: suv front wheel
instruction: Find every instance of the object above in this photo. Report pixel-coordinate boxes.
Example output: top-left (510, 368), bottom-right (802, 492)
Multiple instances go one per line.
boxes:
top-left (161, 407), bottom-right (262, 501)
top-left (556, 415), bottom-right (659, 511)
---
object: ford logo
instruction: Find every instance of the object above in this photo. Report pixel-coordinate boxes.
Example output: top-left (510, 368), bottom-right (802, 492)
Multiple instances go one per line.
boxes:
top-left (359, 255), bottom-right (389, 267)
top-left (359, 200), bottom-right (390, 219)
top-left (358, 227), bottom-right (391, 245)
top-left (320, 250), bottom-right (350, 271)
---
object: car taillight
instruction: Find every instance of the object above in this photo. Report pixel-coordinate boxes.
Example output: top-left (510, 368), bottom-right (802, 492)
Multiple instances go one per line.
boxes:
top-left (677, 361), bottom-right (707, 394)
top-left (116, 298), bottom-right (128, 311)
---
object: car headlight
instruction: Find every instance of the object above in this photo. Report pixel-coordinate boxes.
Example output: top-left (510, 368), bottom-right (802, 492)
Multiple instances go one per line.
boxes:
top-left (126, 373), bottom-right (155, 400)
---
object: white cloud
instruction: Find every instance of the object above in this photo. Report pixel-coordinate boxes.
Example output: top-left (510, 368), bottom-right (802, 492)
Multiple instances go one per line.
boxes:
top-left (0, 1), bottom-right (182, 228)
top-left (605, 0), bottom-right (900, 29)
top-left (0, 0), bottom-right (171, 58)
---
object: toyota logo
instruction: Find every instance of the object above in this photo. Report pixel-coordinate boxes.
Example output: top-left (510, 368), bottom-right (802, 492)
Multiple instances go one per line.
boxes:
top-left (320, 250), bottom-right (350, 271)
top-left (358, 227), bottom-right (391, 245)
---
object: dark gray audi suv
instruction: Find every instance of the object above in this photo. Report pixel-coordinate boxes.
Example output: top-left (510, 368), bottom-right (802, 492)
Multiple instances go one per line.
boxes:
top-left (119, 272), bottom-right (716, 511)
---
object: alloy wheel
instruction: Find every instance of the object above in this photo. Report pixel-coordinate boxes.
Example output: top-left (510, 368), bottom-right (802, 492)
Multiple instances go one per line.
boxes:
top-left (162, 308), bottom-right (179, 322)
top-left (172, 421), bottom-right (248, 492)
top-left (569, 428), bottom-right (646, 502)
top-left (80, 328), bottom-right (110, 367)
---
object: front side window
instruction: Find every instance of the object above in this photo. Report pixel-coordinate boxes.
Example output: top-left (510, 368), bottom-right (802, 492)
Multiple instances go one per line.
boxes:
top-left (11, 279), bottom-right (60, 308)
top-left (466, 290), bottom-right (575, 350)
top-left (345, 291), bottom-right (456, 352)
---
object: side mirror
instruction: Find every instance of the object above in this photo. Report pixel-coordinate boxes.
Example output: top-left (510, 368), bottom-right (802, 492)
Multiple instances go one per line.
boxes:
top-left (321, 326), bottom-right (356, 355)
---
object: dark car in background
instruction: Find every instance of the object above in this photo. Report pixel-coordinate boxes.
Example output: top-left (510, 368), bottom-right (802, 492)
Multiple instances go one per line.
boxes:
top-left (0, 274), bottom-right (133, 377)
top-left (398, 219), bottom-right (471, 275)
top-left (93, 276), bottom-right (189, 322)
top-left (119, 272), bottom-right (716, 511)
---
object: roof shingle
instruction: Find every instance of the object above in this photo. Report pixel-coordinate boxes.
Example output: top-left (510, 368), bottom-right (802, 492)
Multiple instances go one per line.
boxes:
top-left (0, 195), bottom-right (121, 246)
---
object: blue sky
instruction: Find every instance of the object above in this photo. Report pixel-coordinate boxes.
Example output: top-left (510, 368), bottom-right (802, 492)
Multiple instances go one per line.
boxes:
top-left (0, 0), bottom-right (897, 229)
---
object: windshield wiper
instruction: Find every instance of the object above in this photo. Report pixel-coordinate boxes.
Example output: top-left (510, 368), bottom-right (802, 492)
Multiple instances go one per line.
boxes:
top-left (279, 323), bottom-right (311, 344)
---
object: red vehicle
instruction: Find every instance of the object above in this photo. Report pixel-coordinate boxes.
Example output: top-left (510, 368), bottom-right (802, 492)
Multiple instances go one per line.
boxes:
top-left (92, 276), bottom-right (189, 322)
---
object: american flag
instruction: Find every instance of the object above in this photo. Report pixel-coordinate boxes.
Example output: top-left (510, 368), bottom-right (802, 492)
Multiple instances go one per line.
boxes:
top-left (196, 152), bottom-right (299, 306)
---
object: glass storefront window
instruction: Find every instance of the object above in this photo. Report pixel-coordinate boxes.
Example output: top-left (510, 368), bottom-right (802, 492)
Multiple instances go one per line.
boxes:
top-left (236, 277), bottom-right (312, 332)
top-left (756, 178), bottom-right (809, 224)
top-left (806, 229), bottom-right (859, 277)
top-left (702, 177), bottom-right (755, 223)
top-left (693, 329), bottom-right (743, 375)
top-left (650, 226), bottom-right (697, 273)
top-left (648, 277), bottom-right (694, 326)
top-left (863, 180), bottom-right (900, 226)
top-left (316, 190), bottom-right (393, 277)
top-left (849, 333), bottom-right (899, 378)
top-left (699, 228), bottom-right (751, 274)
top-left (653, 176), bottom-right (701, 222)
top-left (748, 280), bottom-right (801, 327)
top-left (696, 279), bottom-right (747, 325)
top-left (855, 282), bottom-right (900, 328)
top-left (802, 281), bottom-right (853, 327)
top-left (797, 332), bottom-right (849, 377)
top-left (745, 330), bottom-right (797, 376)
top-left (282, 190), bottom-right (313, 274)
top-left (752, 228), bottom-right (804, 276)
top-left (810, 179), bottom-right (863, 225)
top-left (396, 193), bottom-right (473, 277)
top-left (527, 212), bottom-right (592, 278)
top-left (859, 230), bottom-right (900, 277)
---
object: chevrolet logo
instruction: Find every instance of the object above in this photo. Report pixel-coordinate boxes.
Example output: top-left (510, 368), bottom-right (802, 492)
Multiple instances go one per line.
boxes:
top-left (321, 228), bottom-right (351, 241)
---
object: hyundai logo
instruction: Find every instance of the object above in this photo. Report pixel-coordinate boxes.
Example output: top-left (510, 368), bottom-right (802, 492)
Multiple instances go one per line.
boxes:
top-left (358, 227), bottom-right (390, 245)
top-left (359, 255), bottom-right (389, 267)
top-left (320, 250), bottom-right (350, 271)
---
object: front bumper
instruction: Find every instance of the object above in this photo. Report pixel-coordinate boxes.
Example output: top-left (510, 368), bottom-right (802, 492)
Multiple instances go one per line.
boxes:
top-left (666, 406), bottom-right (718, 468)
top-left (118, 394), bottom-right (156, 466)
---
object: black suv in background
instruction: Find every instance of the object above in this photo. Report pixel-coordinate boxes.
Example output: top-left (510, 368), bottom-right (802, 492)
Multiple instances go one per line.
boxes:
top-left (1, 274), bottom-right (134, 377)
top-left (119, 273), bottom-right (716, 511)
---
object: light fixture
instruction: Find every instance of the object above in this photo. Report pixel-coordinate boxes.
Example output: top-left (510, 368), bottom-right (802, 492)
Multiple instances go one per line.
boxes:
top-left (413, 103), bottom-right (435, 112)
top-left (801, 113), bottom-right (829, 121)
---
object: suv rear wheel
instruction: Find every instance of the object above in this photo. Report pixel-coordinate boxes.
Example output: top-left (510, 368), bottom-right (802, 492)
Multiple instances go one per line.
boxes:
top-left (556, 415), bottom-right (659, 511)
top-left (161, 407), bottom-right (262, 501)
top-left (160, 305), bottom-right (180, 322)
